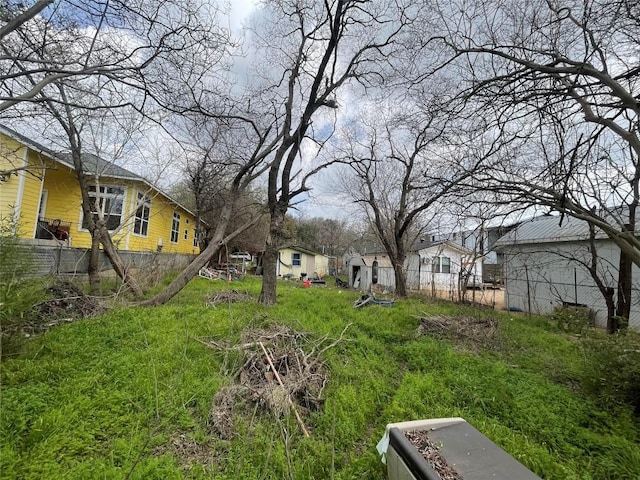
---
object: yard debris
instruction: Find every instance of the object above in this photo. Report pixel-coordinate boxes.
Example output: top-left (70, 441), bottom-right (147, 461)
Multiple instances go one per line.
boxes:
top-left (14, 280), bottom-right (105, 336)
top-left (199, 266), bottom-right (243, 281)
top-left (334, 277), bottom-right (349, 288)
top-left (417, 314), bottom-right (498, 350)
top-left (201, 322), bottom-right (351, 439)
top-left (405, 429), bottom-right (464, 480)
top-left (205, 290), bottom-right (253, 307)
top-left (353, 294), bottom-right (395, 308)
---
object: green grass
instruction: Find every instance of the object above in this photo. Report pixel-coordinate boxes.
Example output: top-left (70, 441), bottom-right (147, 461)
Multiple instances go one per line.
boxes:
top-left (1, 277), bottom-right (639, 479)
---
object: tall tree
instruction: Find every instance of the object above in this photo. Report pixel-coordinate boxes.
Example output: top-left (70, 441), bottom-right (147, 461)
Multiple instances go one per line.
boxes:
top-left (341, 101), bottom-right (484, 297)
top-left (247, 0), bottom-right (413, 304)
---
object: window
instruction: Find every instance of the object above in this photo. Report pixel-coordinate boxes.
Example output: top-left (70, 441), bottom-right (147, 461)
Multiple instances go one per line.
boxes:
top-left (170, 212), bottom-right (181, 243)
top-left (82, 185), bottom-right (124, 230)
top-left (184, 229), bottom-right (188, 240)
top-left (193, 229), bottom-right (199, 248)
top-left (292, 253), bottom-right (301, 267)
top-left (441, 256), bottom-right (451, 273)
top-left (433, 256), bottom-right (451, 274)
top-left (133, 192), bottom-right (151, 236)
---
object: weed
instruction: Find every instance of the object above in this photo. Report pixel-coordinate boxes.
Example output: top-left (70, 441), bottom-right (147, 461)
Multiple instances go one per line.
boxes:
top-left (1, 277), bottom-right (639, 479)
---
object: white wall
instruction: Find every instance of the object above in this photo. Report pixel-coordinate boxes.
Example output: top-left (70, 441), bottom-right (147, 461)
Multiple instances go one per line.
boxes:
top-left (501, 240), bottom-right (640, 331)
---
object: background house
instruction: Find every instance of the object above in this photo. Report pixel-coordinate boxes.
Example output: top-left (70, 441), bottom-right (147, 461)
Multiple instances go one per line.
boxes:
top-left (415, 240), bottom-right (483, 296)
top-left (345, 241), bottom-right (482, 295)
top-left (277, 245), bottom-right (329, 278)
top-left (423, 223), bottom-right (518, 285)
top-left (494, 215), bottom-right (640, 331)
top-left (1, 126), bottom-right (200, 256)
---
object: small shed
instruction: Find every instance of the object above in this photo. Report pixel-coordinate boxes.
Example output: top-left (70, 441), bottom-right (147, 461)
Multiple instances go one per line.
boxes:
top-left (277, 245), bottom-right (332, 279)
top-left (347, 254), bottom-right (395, 291)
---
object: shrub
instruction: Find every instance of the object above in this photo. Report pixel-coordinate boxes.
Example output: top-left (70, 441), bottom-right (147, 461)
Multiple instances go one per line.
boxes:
top-left (551, 305), bottom-right (594, 334)
top-left (0, 216), bottom-right (41, 355)
top-left (579, 330), bottom-right (640, 414)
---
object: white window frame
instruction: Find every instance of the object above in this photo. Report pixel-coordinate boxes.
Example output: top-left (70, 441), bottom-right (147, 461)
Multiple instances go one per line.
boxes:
top-left (292, 252), bottom-right (301, 267)
top-left (133, 192), bottom-right (151, 237)
top-left (80, 185), bottom-right (125, 232)
top-left (170, 212), bottom-right (181, 243)
top-left (432, 256), bottom-right (451, 274)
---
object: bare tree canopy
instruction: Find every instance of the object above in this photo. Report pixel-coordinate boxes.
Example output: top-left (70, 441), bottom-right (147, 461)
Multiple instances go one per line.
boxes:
top-left (420, 0), bottom-right (640, 267)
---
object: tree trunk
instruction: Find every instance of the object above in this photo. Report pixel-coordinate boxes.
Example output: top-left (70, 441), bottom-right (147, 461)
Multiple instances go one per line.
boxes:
top-left (87, 230), bottom-right (101, 293)
top-left (605, 287), bottom-right (616, 334)
top-left (138, 237), bottom-right (224, 306)
top-left (259, 207), bottom-right (286, 305)
top-left (98, 223), bottom-right (144, 297)
top-left (392, 253), bottom-right (407, 297)
top-left (138, 201), bottom-right (261, 307)
top-left (615, 249), bottom-right (632, 332)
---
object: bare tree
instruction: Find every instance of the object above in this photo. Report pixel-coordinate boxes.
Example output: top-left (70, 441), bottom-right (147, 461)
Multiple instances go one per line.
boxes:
top-left (239, 0), bottom-right (415, 304)
top-left (2, 0), bottom-right (228, 294)
top-left (424, 0), bottom-right (640, 267)
top-left (340, 101), bottom-right (485, 297)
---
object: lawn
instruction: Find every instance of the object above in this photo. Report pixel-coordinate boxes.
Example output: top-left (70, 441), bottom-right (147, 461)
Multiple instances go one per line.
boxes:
top-left (1, 277), bottom-right (639, 479)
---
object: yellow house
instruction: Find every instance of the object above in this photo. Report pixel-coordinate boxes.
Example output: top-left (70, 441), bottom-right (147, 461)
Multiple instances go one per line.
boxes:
top-left (277, 245), bottom-right (330, 278)
top-left (0, 125), bottom-right (201, 255)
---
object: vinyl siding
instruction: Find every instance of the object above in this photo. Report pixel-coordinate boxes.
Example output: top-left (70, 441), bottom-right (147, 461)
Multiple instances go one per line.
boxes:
top-left (0, 137), bottom-right (24, 222)
top-left (0, 137), bottom-right (48, 237)
top-left (126, 188), bottom-right (198, 254)
top-left (278, 248), bottom-right (316, 277)
top-left (2, 132), bottom-right (199, 254)
top-left (501, 241), bottom-right (640, 331)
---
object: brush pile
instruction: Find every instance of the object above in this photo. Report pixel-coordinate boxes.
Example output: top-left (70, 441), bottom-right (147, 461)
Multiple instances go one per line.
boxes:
top-left (417, 314), bottom-right (498, 351)
top-left (201, 322), bottom-right (350, 439)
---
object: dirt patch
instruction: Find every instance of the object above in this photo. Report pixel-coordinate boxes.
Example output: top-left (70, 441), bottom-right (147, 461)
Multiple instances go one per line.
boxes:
top-left (419, 288), bottom-right (505, 311)
top-left (206, 290), bottom-right (253, 307)
top-left (405, 429), bottom-right (464, 480)
top-left (153, 432), bottom-right (221, 470)
top-left (200, 323), bottom-right (349, 439)
top-left (417, 314), bottom-right (498, 351)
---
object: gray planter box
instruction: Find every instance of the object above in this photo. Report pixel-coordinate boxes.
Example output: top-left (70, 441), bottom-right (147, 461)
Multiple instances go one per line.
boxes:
top-left (377, 418), bottom-right (540, 480)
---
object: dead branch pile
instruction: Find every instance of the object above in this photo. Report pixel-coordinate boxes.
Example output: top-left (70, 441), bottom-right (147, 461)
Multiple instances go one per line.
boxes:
top-left (417, 314), bottom-right (498, 350)
top-left (405, 429), bottom-right (464, 480)
top-left (201, 323), bottom-right (350, 439)
top-left (205, 290), bottom-right (253, 307)
top-left (18, 281), bottom-right (105, 336)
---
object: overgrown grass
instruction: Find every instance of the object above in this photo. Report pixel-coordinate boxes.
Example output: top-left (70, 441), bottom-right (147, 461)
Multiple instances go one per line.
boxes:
top-left (1, 277), bottom-right (639, 479)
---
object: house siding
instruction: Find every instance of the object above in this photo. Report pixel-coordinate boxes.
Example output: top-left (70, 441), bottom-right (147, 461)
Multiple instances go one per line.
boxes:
top-left (2, 131), bottom-right (200, 255)
top-left (501, 240), bottom-right (640, 331)
top-left (0, 138), bottom-right (23, 224)
top-left (278, 247), bottom-right (316, 277)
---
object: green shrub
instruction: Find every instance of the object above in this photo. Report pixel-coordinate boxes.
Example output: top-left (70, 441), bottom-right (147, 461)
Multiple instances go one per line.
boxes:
top-left (0, 216), bottom-right (42, 356)
top-left (579, 330), bottom-right (640, 414)
top-left (551, 306), bottom-right (594, 334)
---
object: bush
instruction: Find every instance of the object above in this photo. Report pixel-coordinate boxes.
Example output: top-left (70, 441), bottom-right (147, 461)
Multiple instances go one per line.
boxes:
top-left (0, 217), bottom-right (41, 354)
top-left (580, 330), bottom-right (640, 414)
top-left (551, 306), bottom-right (594, 334)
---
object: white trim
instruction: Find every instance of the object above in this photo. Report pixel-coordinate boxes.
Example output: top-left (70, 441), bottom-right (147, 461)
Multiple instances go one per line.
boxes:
top-left (78, 183), bottom-right (127, 233)
top-left (125, 187), bottom-right (134, 250)
top-left (13, 147), bottom-right (28, 232)
top-left (32, 181), bottom-right (47, 238)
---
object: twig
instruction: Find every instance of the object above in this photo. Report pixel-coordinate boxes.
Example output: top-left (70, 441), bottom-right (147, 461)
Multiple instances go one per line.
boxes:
top-left (258, 341), bottom-right (310, 437)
